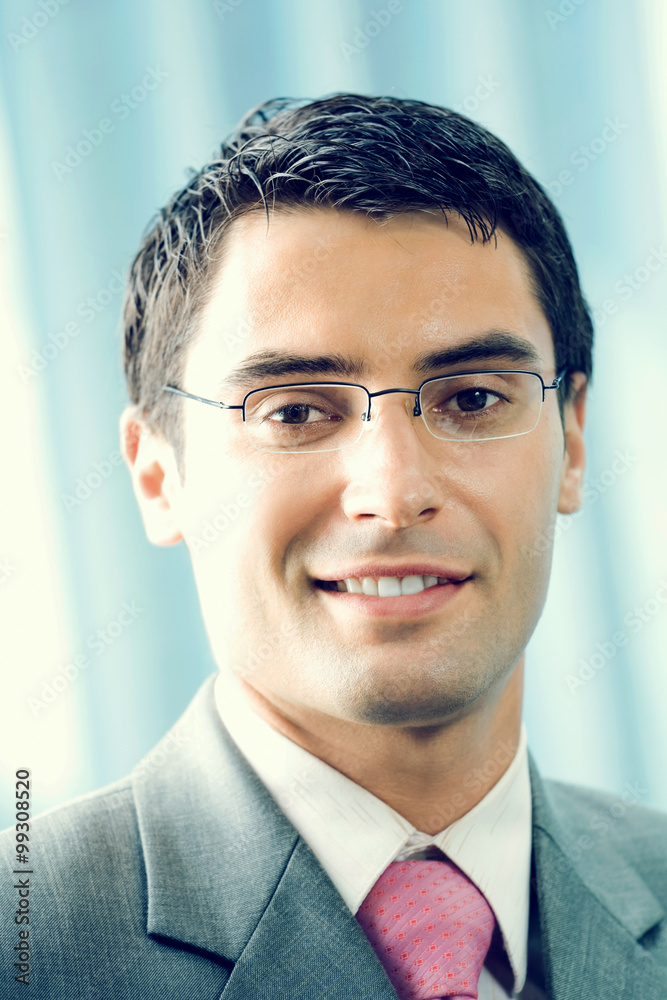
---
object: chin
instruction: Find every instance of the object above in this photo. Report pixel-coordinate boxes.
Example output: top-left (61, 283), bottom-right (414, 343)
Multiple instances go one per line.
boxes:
top-left (341, 677), bottom-right (484, 727)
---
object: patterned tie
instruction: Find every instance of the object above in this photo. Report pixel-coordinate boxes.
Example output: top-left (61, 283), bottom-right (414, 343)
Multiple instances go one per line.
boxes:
top-left (356, 858), bottom-right (496, 999)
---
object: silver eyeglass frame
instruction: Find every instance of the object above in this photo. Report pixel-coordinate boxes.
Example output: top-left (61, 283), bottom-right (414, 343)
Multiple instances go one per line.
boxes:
top-left (161, 368), bottom-right (568, 449)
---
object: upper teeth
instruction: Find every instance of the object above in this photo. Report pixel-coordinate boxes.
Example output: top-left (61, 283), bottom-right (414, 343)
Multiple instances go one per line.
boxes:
top-left (335, 575), bottom-right (447, 596)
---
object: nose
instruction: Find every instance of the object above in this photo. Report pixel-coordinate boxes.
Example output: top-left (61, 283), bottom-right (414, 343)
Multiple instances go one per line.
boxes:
top-left (339, 393), bottom-right (449, 527)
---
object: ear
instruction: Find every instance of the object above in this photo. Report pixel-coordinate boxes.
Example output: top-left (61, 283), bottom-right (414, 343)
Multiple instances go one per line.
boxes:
top-left (557, 373), bottom-right (587, 515)
top-left (119, 405), bottom-right (183, 546)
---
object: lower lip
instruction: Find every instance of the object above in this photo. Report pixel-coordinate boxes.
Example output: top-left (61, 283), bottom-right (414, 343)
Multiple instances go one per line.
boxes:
top-left (315, 580), bottom-right (471, 619)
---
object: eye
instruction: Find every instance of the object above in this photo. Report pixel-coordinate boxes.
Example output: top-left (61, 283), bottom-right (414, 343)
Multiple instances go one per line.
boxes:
top-left (248, 386), bottom-right (354, 427)
top-left (266, 403), bottom-right (334, 425)
top-left (448, 388), bottom-right (503, 413)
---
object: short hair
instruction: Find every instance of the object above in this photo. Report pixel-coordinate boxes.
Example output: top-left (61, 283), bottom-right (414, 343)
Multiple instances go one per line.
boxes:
top-left (122, 92), bottom-right (594, 481)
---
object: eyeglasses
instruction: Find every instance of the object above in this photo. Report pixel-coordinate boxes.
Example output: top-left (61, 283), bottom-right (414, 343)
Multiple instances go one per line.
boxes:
top-left (162, 368), bottom-right (568, 454)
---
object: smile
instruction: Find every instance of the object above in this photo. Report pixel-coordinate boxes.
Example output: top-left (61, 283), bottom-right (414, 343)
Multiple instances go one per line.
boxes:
top-left (317, 575), bottom-right (452, 597)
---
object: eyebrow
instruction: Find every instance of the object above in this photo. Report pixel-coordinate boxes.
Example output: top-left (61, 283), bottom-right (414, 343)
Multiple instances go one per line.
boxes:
top-left (216, 330), bottom-right (544, 393)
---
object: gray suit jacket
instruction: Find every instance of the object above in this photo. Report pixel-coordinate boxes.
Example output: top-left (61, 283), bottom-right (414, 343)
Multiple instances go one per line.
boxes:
top-left (2, 673), bottom-right (667, 999)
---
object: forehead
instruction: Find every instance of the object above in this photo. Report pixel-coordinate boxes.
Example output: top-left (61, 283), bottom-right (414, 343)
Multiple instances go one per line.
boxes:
top-left (185, 207), bottom-right (554, 393)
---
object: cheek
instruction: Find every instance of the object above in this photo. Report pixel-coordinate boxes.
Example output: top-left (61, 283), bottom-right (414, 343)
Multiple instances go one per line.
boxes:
top-left (180, 408), bottom-right (314, 581)
top-left (177, 407), bottom-right (265, 563)
top-left (179, 462), bottom-right (253, 549)
top-left (244, 461), bottom-right (327, 574)
top-left (453, 422), bottom-right (564, 565)
top-left (182, 457), bottom-right (322, 649)
top-left (498, 421), bottom-right (565, 566)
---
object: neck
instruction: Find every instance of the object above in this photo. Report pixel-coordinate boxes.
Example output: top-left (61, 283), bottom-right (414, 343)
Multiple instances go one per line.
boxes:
top-left (238, 660), bottom-right (524, 835)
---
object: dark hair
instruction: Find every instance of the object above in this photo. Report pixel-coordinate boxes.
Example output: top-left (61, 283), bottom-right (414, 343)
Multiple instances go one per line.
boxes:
top-left (123, 92), bottom-right (594, 480)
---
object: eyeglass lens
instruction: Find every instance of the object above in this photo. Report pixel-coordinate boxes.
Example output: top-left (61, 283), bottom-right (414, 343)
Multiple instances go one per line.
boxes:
top-left (242, 372), bottom-right (544, 453)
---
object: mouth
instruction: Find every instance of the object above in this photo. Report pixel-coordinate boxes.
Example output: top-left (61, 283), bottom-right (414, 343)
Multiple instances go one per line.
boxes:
top-left (315, 574), bottom-right (460, 596)
top-left (312, 571), bottom-right (473, 619)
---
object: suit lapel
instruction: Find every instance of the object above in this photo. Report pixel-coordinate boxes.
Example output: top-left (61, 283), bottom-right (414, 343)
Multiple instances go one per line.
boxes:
top-left (132, 675), bottom-right (399, 999)
top-left (529, 755), bottom-right (667, 1000)
top-left (219, 836), bottom-right (401, 1000)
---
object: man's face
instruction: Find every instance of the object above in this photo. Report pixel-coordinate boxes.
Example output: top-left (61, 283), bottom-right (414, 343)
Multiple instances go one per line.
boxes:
top-left (150, 207), bottom-right (584, 727)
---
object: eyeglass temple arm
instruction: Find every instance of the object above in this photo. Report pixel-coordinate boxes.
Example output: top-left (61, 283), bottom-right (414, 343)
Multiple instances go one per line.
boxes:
top-left (546, 368), bottom-right (569, 393)
top-left (162, 385), bottom-right (242, 410)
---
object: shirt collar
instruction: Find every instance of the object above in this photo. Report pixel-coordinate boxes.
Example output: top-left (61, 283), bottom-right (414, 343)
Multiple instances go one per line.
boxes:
top-left (214, 667), bottom-right (531, 994)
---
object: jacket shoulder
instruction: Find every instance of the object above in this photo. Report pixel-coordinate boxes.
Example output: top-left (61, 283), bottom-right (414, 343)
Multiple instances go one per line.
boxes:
top-left (1, 775), bottom-right (137, 869)
top-left (540, 776), bottom-right (667, 837)
top-left (1, 775), bottom-right (230, 998)
top-left (1, 776), bottom-right (142, 923)
top-left (539, 776), bottom-right (667, 897)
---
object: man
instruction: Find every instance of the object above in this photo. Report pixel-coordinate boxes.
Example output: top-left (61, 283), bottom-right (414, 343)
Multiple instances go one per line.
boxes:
top-left (3, 93), bottom-right (667, 999)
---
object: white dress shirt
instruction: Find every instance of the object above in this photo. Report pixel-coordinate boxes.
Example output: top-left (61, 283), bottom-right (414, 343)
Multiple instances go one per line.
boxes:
top-left (214, 667), bottom-right (532, 998)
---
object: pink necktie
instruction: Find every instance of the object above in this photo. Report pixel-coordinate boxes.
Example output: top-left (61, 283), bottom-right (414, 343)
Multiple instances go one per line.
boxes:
top-left (356, 858), bottom-right (496, 1000)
